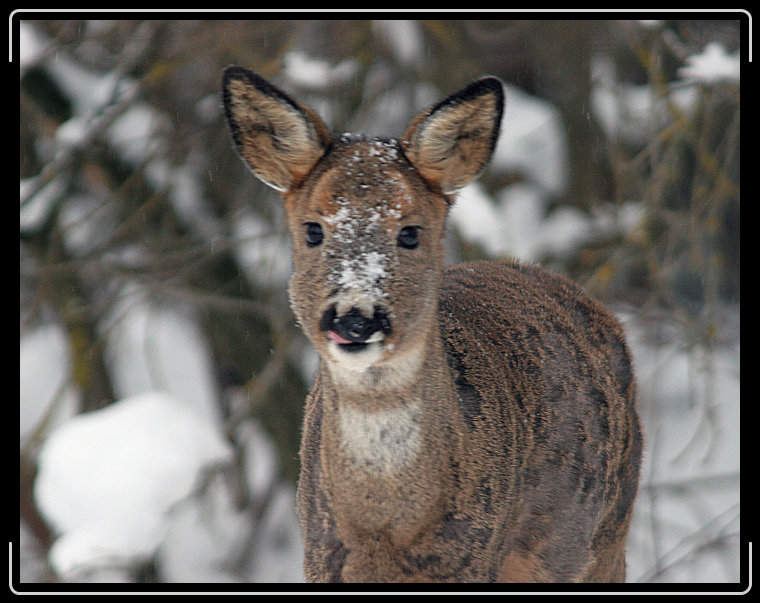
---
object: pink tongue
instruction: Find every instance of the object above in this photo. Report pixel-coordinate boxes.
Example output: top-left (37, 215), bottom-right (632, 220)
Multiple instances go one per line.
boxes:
top-left (327, 330), bottom-right (353, 345)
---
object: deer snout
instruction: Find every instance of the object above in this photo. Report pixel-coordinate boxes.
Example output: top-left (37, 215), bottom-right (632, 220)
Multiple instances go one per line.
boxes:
top-left (320, 305), bottom-right (392, 348)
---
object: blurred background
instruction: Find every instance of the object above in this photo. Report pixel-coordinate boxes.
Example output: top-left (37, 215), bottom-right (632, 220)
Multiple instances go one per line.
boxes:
top-left (19, 18), bottom-right (741, 585)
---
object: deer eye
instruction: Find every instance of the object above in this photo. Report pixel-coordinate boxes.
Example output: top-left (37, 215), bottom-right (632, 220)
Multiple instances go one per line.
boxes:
top-left (397, 225), bottom-right (420, 249)
top-left (305, 222), bottom-right (324, 247)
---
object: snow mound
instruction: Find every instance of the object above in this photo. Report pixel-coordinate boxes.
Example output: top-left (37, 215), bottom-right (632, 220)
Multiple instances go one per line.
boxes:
top-left (34, 391), bottom-right (233, 579)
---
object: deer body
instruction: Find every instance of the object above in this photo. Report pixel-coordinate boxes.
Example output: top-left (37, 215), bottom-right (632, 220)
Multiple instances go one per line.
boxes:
top-left (222, 67), bottom-right (642, 583)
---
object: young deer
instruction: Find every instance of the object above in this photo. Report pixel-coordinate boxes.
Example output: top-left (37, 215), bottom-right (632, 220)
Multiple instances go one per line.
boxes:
top-left (222, 66), bottom-right (642, 583)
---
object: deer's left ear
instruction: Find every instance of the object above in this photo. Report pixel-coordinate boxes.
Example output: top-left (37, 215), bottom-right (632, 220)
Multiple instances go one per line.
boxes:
top-left (401, 77), bottom-right (504, 195)
top-left (222, 66), bottom-right (333, 192)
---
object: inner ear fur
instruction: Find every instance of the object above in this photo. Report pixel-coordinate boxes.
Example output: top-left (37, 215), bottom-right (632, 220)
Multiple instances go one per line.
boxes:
top-left (222, 66), bottom-right (332, 192)
top-left (401, 77), bottom-right (505, 195)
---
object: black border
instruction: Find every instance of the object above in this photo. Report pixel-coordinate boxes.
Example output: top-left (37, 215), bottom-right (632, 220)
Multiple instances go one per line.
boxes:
top-left (13, 9), bottom-right (750, 595)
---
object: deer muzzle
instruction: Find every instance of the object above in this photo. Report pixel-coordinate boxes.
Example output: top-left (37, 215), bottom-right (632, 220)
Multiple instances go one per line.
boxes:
top-left (320, 305), bottom-right (392, 352)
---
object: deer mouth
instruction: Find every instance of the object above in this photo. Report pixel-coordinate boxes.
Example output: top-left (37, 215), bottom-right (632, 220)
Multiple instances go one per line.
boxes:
top-left (326, 328), bottom-right (385, 353)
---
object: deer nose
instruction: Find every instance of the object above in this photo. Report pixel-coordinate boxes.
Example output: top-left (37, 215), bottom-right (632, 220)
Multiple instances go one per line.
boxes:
top-left (320, 305), bottom-right (391, 344)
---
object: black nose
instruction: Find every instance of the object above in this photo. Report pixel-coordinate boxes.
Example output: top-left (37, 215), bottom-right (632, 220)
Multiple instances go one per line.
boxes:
top-left (320, 305), bottom-right (391, 343)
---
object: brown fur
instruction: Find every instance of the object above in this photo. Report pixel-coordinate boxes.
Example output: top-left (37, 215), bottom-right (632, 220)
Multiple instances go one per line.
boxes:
top-left (222, 67), bottom-right (643, 583)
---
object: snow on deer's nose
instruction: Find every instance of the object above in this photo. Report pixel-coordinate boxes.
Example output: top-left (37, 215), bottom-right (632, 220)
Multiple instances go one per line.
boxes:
top-left (324, 200), bottom-right (396, 315)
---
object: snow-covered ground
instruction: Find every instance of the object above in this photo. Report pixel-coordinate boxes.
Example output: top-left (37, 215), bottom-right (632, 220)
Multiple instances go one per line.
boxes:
top-left (19, 21), bottom-right (740, 585)
top-left (21, 303), bottom-right (305, 583)
top-left (624, 312), bottom-right (740, 583)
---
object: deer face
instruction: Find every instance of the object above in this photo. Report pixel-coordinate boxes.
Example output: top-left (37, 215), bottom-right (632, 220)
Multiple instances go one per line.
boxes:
top-left (284, 136), bottom-right (449, 379)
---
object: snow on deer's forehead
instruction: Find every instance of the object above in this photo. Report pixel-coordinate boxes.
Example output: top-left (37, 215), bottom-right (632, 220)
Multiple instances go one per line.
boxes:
top-left (338, 135), bottom-right (400, 162)
top-left (325, 139), bottom-right (411, 204)
top-left (307, 137), bottom-right (415, 216)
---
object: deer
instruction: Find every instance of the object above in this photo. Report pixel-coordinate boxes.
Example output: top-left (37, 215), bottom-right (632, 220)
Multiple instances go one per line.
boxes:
top-left (221, 65), bottom-right (643, 583)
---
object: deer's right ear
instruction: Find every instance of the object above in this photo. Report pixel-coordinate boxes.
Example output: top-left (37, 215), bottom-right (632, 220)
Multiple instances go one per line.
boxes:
top-left (222, 66), bottom-right (332, 192)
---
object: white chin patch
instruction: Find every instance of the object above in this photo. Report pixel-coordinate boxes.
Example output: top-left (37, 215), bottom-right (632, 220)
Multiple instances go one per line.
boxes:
top-left (327, 339), bottom-right (384, 373)
top-left (325, 333), bottom-right (427, 391)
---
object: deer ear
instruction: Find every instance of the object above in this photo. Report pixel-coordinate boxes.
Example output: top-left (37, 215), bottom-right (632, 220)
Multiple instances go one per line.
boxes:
top-left (222, 66), bottom-right (332, 192)
top-left (401, 78), bottom-right (504, 195)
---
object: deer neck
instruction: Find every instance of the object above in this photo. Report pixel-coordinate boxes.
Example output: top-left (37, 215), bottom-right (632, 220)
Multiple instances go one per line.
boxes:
top-left (320, 325), bottom-right (458, 476)
top-left (317, 328), bottom-right (458, 547)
